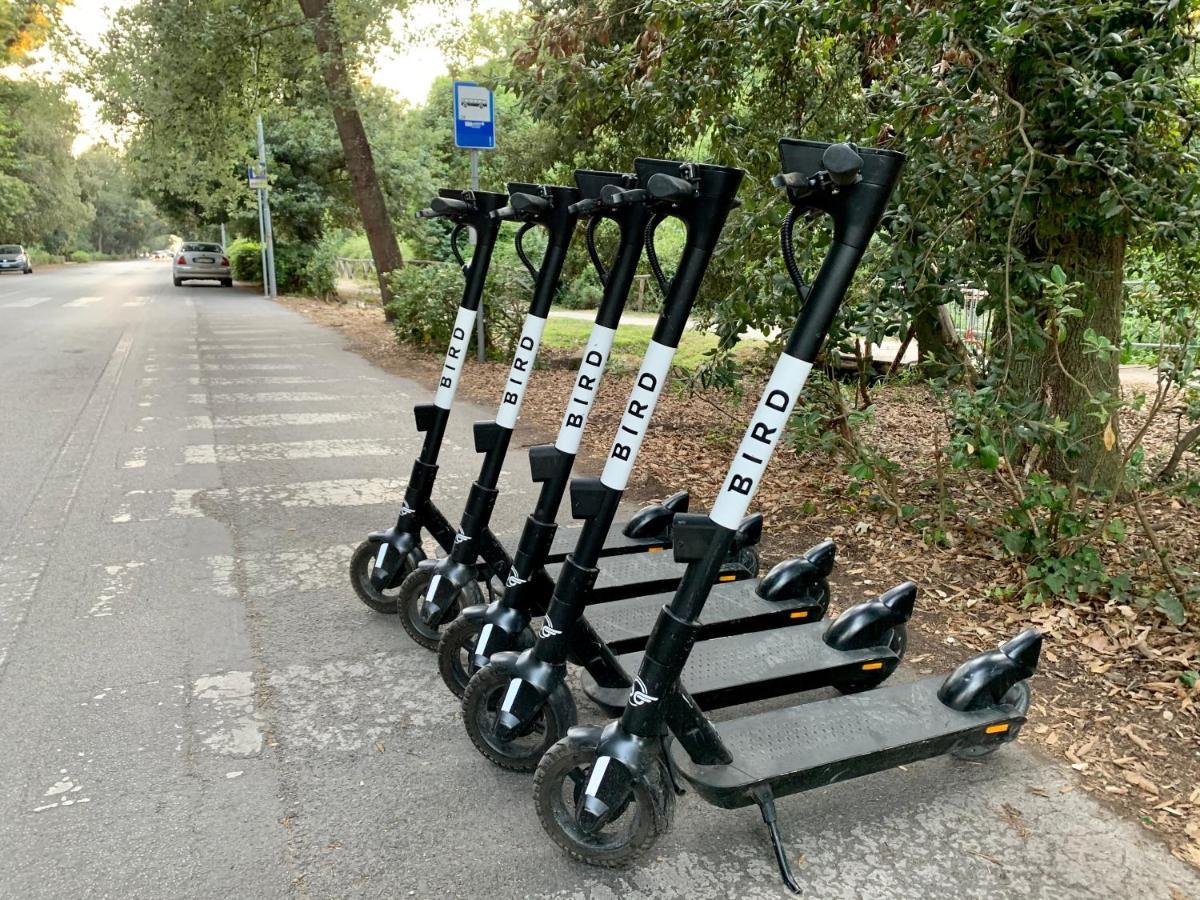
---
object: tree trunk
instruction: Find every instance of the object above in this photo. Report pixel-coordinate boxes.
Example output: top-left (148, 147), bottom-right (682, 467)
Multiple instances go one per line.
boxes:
top-left (914, 304), bottom-right (972, 372)
top-left (297, 0), bottom-right (403, 314)
top-left (1039, 231), bottom-right (1126, 489)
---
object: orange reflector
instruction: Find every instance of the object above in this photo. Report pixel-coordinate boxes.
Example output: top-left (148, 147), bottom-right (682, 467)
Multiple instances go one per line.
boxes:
top-left (789, 611), bottom-right (809, 619)
top-left (718, 574), bottom-right (736, 582)
top-left (985, 723), bottom-right (1010, 735)
top-left (648, 546), bottom-right (664, 553)
top-left (861, 662), bottom-right (884, 671)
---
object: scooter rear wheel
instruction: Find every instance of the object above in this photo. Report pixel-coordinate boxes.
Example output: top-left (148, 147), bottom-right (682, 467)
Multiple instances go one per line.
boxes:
top-left (834, 624), bottom-right (907, 694)
top-left (533, 738), bottom-right (674, 867)
top-left (461, 664), bottom-right (576, 772)
top-left (349, 540), bottom-right (423, 614)
top-left (951, 680), bottom-right (1031, 759)
top-left (437, 616), bottom-right (536, 698)
top-left (396, 567), bottom-right (483, 651)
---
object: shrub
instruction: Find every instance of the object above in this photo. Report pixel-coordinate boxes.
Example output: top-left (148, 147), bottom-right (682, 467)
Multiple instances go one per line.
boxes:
top-left (67, 250), bottom-right (91, 263)
top-left (27, 247), bottom-right (65, 265)
top-left (304, 232), bottom-right (341, 301)
top-left (385, 262), bottom-right (529, 360)
top-left (227, 238), bottom-right (262, 283)
top-left (557, 277), bottom-right (602, 310)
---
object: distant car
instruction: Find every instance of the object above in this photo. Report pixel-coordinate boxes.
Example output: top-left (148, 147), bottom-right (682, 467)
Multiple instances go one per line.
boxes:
top-left (151, 249), bottom-right (171, 260)
top-left (0, 244), bottom-right (33, 274)
top-left (173, 242), bottom-right (232, 287)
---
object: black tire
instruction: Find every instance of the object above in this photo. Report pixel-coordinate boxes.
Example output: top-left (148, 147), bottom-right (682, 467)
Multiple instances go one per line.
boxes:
top-left (462, 664), bottom-right (576, 772)
top-left (24, 267), bottom-right (32, 274)
top-left (221, 278), bottom-right (233, 288)
top-left (533, 738), bottom-right (674, 867)
top-left (951, 680), bottom-right (1031, 760)
top-left (437, 615), bottom-right (536, 698)
top-left (397, 566), bottom-right (483, 651)
top-left (835, 624), bottom-right (907, 694)
top-left (348, 539), bottom-right (423, 614)
top-left (173, 278), bottom-right (183, 287)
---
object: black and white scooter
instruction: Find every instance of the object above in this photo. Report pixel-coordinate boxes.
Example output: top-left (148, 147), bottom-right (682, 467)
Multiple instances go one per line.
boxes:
top-left (351, 185), bottom-right (696, 620)
top-left (532, 139), bottom-right (1042, 893)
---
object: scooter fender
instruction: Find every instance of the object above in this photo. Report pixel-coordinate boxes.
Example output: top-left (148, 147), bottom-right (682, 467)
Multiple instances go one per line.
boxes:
top-left (368, 528), bottom-right (422, 591)
top-left (420, 557), bottom-right (477, 626)
top-left (469, 601), bottom-right (533, 667)
top-left (563, 724), bottom-right (604, 753)
top-left (622, 490), bottom-right (690, 541)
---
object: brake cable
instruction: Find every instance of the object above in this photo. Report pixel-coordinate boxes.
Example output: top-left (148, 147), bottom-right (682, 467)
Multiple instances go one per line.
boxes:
top-left (514, 221), bottom-right (541, 285)
top-left (780, 206), bottom-right (811, 301)
top-left (644, 212), bottom-right (674, 301)
top-left (449, 222), bottom-right (469, 276)
top-left (585, 215), bottom-right (609, 287)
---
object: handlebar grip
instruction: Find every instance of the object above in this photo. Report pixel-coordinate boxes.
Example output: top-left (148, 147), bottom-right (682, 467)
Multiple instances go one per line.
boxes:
top-left (646, 173), bottom-right (697, 203)
top-left (822, 143), bottom-right (864, 186)
top-left (416, 208), bottom-right (438, 219)
top-left (490, 205), bottom-right (516, 220)
top-left (509, 192), bottom-right (552, 214)
top-left (568, 197), bottom-right (603, 215)
top-left (600, 184), bottom-right (649, 207)
top-left (429, 196), bottom-right (473, 216)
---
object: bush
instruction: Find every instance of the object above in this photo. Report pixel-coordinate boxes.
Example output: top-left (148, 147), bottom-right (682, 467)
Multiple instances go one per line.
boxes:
top-left (67, 250), bottom-right (91, 263)
top-left (557, 277), bottom-right (603, 310)
top-left (227, 238), bottom-right (262, 283)
top-left (305, 232), bottom-right (341, 301)
top-left (385, 262), bottom-right (528, 360)
top-left (27, 247), bottom-right (65, 265)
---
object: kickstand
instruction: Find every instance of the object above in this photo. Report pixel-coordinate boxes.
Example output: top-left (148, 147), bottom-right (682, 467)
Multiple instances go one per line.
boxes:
top-left (751, 785), bottom-right (801, 894)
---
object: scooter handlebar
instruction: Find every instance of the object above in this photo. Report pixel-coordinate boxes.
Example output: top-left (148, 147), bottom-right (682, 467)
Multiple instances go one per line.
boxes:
top-left (646, 172), bottom-right (698, 203)
top-left (600, 184), bottom-right (650, 207)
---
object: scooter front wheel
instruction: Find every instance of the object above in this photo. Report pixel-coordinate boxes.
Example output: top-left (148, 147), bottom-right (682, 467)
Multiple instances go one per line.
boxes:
top-left (349, 540), bottom-right (423, 614)
top-left (461, 664), bottom-right (576, 772)
top-left (533, 738), bottom-right (674, 867)
top-left (437, 616), bottom-right (535, 698)
top-left (396, 567), bottom-right (483, 650)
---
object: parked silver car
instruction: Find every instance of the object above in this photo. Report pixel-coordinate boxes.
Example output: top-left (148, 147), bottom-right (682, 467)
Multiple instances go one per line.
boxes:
top-left (173, 242), bottom-right (232, 287)
top-left (0, 244), bottom-right (33, 274)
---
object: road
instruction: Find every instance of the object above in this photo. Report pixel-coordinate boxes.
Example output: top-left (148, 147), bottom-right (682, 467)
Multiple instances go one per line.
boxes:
top-left (0, 260), bottom-right (1195, 899)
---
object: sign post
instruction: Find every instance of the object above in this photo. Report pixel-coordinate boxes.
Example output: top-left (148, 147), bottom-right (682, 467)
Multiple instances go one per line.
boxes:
top-left (453, 81), bottom-right (495, 362)
top-left (250, 117), bottom-right (277, 299)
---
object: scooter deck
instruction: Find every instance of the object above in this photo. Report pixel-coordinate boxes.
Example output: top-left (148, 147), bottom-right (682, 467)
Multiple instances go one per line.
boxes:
top-left (669, 676), bottom-right (1027, 809)
top-left (588, 585), bottom-right (815, 656)
top-left (545, 549), bottom-right (749, 603)
top-left (545, 524), bottom-right (663, 563)
top-left (584, 621), bottom-right (894, 713)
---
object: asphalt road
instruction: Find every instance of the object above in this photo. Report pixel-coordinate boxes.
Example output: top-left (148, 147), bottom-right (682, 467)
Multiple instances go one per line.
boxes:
top-left (0, 260), bottom-right (1196, 899)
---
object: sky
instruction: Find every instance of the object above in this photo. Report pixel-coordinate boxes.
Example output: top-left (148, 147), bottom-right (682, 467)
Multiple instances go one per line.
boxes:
top-left (14, 0), bottom-right (519, 154)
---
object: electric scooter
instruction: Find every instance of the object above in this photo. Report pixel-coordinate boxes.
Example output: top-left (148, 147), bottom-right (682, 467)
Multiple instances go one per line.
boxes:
top-left (436, 169), bottom-right (791, 693)
top-left (458, 155), bottom-right (917, 770)
top-left (350, 188), bottom-right (508, 613)
top-left (351, 185), bottom-right (698, 619)
top-left (392, 173), bottom-right (759, 648)
top-left (532, 139), bottom-right (1042, 893)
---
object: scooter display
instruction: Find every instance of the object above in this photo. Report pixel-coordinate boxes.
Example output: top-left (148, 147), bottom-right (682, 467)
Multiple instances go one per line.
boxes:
top-left (531, 139), bottom-right (1042, 893)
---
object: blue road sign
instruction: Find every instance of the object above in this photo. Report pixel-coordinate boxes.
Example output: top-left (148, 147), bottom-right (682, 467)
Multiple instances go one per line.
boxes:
top-left (453, 81), bottom-right (495, 150)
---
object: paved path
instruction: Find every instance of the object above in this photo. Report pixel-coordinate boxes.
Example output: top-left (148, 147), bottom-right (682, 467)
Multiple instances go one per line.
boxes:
top-left (0, 261), bottom-right (1196, 898)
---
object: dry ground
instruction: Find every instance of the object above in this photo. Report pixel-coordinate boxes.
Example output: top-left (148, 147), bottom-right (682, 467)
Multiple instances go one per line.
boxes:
top-left (279, 295), bottom-right (1200, 871)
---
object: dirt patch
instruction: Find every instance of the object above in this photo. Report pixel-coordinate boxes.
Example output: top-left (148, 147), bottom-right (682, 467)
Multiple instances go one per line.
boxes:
top-left (277, 295), bottom-right (1200, 870)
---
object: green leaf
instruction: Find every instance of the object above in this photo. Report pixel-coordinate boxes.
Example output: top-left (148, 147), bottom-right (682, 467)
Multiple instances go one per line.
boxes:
top-left (1154, 590), bottom-right (1187, 626)
top-left (1049, 264), bottom-right (1067, 286)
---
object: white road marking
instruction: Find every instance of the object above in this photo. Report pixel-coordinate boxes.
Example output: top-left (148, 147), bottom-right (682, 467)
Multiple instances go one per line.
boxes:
top-left (122, 447), bottom-right (147, 468)
top-left (88, 560), bottom-right (147, 617)
top-left (143, 364), bottom-right (303, 372)
top-left (0, 296), bottom-right (52, 308)
top-left (208, 543), bottom-right (355, 597)
top-left (185, 375), bottom-right (381, 386)
top-left (192, 672), bottom-right (263, 755)
top-left (32, 770), bottom-right (90, 812)
top-left (188, 392), bottom-right (342, 404)
top-left (181, 438), bottom-right (397, 465)
top-left (65, 296), bottom-right (103, 308)
top-left (183, 411), bottom-right (373, 430)
top-left (122, 296), bottom-right (154, 307)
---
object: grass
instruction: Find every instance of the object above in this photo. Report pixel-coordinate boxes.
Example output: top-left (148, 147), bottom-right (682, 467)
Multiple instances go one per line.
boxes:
top-left (540, 316), bottom-right (768, 373)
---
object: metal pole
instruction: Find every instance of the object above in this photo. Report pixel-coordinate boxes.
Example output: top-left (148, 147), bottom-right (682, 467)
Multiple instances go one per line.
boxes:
top-left (256, 189), bottom-right (268, 297)
top-left (471, 148), bottom-right (485, 362)
top-left (257, 116), bottom-right (277, 299)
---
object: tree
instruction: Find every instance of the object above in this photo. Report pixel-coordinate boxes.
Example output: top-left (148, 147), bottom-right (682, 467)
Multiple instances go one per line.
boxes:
top-left (298, 0), bottom-right (403, 306)
top-left (1, 0), bottom-right (65, 62)
top-left (0, 77), bottom-right (88, 248)
top-left (76, 145), bottom-right (167, 254)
